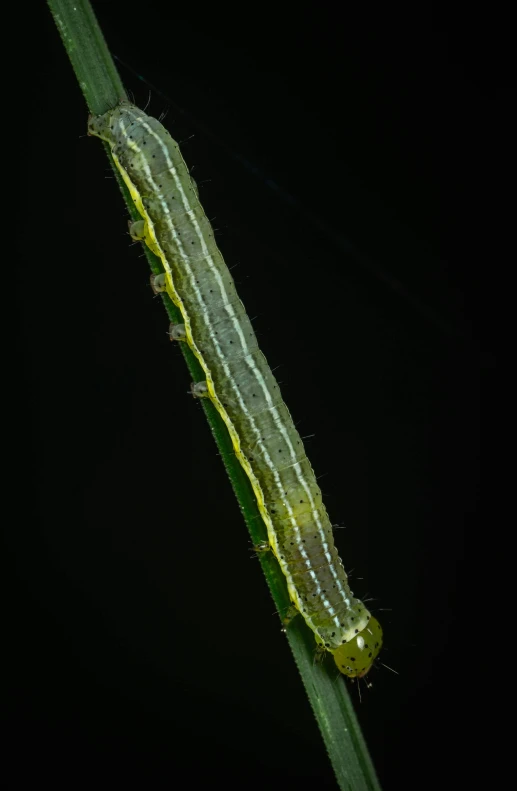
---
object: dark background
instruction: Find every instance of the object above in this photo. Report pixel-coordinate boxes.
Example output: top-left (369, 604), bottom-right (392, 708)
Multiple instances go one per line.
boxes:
top-left (7, 2), bottom-right (487, 789)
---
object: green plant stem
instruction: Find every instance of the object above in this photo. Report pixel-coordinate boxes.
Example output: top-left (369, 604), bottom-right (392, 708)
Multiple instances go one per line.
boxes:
top-left (47, 2), bottom-right (382, 788)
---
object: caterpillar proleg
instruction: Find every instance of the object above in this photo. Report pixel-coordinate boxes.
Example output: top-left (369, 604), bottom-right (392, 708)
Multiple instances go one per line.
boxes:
top-left (88, 100), bottom-right (382, 678)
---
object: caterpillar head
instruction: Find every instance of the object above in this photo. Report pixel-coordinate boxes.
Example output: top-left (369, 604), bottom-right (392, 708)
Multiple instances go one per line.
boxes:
top-left (331, 617), bottom-right (383, 678)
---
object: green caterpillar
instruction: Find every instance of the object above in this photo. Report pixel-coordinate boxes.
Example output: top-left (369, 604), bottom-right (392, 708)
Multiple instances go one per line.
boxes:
top-left (88, 101), bottom-right (382, 678)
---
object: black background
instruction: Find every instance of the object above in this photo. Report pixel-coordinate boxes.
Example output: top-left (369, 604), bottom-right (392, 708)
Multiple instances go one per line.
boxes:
top-left (7, 2), bottom-right (487, 789)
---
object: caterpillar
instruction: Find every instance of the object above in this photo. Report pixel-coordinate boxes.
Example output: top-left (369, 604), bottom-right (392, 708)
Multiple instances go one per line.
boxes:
top-left (88, 100), bottom-right (382, 678)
